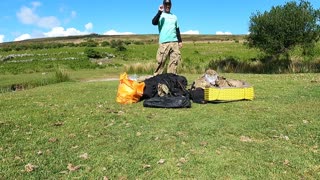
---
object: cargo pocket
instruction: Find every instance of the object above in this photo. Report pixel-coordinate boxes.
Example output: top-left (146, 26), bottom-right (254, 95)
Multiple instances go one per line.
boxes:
top-left (170, 51), bottom-right (181, 65)
top-left (156, 44), bottom-right (168, 64)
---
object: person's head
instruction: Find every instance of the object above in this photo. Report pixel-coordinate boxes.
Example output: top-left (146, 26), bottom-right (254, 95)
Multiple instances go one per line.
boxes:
top-left (163, 0), bottom-right (172, 13)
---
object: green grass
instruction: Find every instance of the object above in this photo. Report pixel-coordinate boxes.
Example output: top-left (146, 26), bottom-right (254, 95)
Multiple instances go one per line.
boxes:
top-left (2, 39), bottom-right (320, 75)
top-left (0, 68), bottom-right (73, 93)
top-left (1, 72), bottom-right (320, 179)
top-left (1, 37), bottom-right (320, 178)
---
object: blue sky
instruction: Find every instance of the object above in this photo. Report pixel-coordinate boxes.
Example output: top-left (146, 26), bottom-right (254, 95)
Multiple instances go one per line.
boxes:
top-left (1, 0), bottom-right (320, 43)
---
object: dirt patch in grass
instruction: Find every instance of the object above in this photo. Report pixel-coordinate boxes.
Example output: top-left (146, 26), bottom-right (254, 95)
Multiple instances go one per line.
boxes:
top-left (83, 78), bottom-right (119, 82)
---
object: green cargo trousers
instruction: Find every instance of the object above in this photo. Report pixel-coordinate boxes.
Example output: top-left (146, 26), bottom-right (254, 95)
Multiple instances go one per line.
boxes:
top-left (154, 42), bottom-right (181, 75)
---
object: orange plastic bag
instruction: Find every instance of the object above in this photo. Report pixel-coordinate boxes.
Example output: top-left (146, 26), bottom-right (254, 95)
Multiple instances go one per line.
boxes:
top-left (116, 73), bottom-right (145, 104)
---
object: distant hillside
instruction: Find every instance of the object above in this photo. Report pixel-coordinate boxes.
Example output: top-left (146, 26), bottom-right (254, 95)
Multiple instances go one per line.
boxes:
top-left (0, 34), bottom-right (247, 46)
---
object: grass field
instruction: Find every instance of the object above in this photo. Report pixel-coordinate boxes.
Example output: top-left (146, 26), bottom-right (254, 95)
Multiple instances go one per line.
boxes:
top-left (1, 35), bottom-right (320, 178)
top-left (1, 72), bottom-right (320, 179)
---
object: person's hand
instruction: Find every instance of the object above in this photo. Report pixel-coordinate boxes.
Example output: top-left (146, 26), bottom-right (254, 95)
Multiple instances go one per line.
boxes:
top-left (159, 5), bottom-right (164, 11)
top-left (178, 42), bottom-right (183, 49)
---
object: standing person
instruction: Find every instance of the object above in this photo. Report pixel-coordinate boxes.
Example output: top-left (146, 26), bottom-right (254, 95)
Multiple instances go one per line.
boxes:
top-left (152, 0), bottom-right (182, 75)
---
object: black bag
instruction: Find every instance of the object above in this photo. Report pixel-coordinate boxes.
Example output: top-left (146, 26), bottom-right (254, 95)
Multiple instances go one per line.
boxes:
top-left (189, 88), bottom-right (207, 104)
top-left (143, 95), bottom-right (191, 108)
top-left (142, 73), bottom-right (188, 100)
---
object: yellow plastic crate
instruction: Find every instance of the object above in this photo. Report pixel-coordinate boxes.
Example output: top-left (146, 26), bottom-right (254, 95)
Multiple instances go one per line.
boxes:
top-left (204, 86), bottom-right (254, 101)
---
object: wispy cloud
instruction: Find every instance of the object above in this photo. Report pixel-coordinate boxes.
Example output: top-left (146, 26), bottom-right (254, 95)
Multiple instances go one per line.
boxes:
top-left (16, 7), bottom-right (38, 24)
top-left (103, 30), bottom-right (134, 35)
top-left (37, 16), bottom-right (61, 29)
top-left (216, 31), bottom-right (232, 35)
top-left (16, 2), bottom-right (60, 29)
top-left (31, 1), bottom-right (41, 8)
top-left (71, 11), bottom-right (77, 18)
top-left (64, 10), bottom-right (77, 24)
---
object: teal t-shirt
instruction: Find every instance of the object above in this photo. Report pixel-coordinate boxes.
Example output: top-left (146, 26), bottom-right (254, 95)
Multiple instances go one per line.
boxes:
top-left (158, 12), bottom-right (179, 44)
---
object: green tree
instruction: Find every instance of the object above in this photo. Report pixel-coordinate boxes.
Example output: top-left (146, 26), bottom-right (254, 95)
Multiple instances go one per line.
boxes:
top-left (246, 0), bottom-right (320, 61)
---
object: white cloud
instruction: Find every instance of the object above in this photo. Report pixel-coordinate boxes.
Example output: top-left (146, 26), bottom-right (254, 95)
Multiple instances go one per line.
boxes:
top-left (0, 35), bottom-right (4, 43)
top-left (16, 4), bottom-right (60, 29)
top-left (182, 30), bottom-right (200, 35)
top-left (17, 6), bottom-right (38, 24)
top-left (14, 34), bottom-right (32, 41)
top-left (12, 22), bottom-right (94, 41)
top-left (85, 23), bottom-right (93, 31)
top-left (216, 31), bottom-right (232, 35)
top-left (103, 30), bottom-right (134, 35)
top-left (43, 27), bottom-right (88, 37)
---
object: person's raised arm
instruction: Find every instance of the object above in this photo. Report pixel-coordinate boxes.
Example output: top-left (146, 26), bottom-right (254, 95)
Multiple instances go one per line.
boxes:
top-left (152, 5), bottom-right (163, 25)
